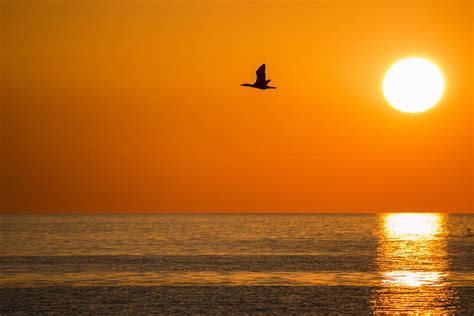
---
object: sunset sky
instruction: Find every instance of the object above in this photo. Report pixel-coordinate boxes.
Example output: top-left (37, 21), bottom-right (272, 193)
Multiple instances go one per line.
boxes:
top-left (1, 0), bottom-right (472, 213)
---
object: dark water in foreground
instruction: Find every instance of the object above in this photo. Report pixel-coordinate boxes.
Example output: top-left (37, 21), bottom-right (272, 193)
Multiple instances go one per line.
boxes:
top-left (1, 213), bottom-right (474, 314)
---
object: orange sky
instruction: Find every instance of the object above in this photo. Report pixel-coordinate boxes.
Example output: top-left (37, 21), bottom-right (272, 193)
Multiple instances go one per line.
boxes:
top-left (1, 0), bottom-right (472, 213)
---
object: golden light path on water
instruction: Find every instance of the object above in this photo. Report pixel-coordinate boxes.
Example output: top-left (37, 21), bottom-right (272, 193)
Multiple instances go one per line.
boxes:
top-left (371, 213), bottom-right (457, 314)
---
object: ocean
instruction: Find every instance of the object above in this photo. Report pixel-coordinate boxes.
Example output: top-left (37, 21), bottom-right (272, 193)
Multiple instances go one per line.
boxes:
top-left (1, 213), bottom-right (474, 314)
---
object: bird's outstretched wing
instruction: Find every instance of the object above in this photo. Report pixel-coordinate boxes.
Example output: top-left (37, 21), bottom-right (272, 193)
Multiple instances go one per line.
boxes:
top-left (255, 64), bottom-right (266, 85)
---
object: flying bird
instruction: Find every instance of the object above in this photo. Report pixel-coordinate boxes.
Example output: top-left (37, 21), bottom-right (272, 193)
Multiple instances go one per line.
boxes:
top-left (241, 64), bottom-right (276, 90)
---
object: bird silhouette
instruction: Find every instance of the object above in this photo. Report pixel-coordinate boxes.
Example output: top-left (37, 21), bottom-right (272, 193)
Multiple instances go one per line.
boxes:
top-left (241, 64), bottom-right (276, 90)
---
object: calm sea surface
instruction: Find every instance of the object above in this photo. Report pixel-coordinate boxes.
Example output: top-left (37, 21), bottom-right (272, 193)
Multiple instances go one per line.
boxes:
top-left (1, 213), bottom-right (474, 314)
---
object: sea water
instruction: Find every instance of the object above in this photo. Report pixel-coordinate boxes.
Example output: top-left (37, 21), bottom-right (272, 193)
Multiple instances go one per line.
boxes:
top-left (1, 213), bottom-right (473, 314)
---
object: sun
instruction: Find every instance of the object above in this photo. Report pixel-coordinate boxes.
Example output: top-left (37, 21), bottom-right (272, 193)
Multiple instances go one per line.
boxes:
top-left (383, 57), bottom-right (444, 113)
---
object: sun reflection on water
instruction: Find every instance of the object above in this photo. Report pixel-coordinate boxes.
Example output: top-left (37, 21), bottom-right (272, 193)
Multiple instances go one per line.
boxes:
top-left (382, 271), bottom-right (444, 287)
top-left (371, 213), bottom-right (457, 314)
top-left (384, 213), bottom-right (442, 240)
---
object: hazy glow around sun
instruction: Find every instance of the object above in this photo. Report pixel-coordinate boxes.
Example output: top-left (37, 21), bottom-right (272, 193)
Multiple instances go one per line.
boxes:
top-left (383, 58), bottom-right (444, 113)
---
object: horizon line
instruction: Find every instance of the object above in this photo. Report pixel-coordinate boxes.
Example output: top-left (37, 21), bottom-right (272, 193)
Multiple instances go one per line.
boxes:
top-left (1, 211), bottom-right (472, 215)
